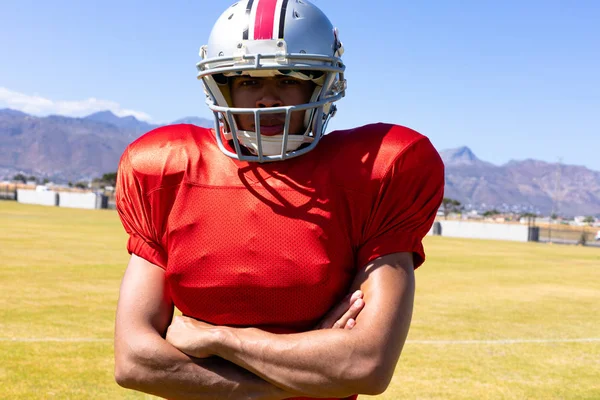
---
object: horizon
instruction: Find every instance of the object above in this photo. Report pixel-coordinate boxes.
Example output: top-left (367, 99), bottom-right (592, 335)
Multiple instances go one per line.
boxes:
top-left (2, 106), bottom-right (597, 172)
top-left (1, 1), bottom-right (599, 170)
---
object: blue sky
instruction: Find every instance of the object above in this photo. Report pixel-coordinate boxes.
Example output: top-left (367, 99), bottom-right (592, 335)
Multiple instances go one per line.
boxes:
top-left (1, 0), bottom-right (599, 170)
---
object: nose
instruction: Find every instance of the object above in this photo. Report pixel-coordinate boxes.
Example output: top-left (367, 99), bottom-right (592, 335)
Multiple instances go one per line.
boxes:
top-left (257, 97), bottom-right (282, 108)
top-left (256, 84), bottom-right (282, 108)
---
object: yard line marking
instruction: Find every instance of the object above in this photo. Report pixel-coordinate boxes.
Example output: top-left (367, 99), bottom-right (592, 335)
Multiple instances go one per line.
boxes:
top-left (1, 338), bottom-right (599, 344)
top-left (407, 338), bottom-right (600, 344)
top-left (0, 338), bottom-right (111, 342)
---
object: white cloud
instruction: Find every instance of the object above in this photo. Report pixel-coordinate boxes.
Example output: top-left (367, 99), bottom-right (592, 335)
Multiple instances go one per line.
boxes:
top-left (0, 87), bottom-right (152, 121)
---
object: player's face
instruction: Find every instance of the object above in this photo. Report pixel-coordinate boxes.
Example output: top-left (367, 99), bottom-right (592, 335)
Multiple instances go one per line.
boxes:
top-left (230, 76), bottom-right (315, 136)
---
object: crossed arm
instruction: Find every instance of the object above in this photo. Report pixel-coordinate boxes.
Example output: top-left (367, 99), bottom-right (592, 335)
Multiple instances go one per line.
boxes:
top-left (114, 252), bottom-right (415, 399)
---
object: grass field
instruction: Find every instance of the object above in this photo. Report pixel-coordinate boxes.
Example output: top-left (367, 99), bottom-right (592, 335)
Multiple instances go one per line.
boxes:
top-left (1, 201), bottom-right (599, 399)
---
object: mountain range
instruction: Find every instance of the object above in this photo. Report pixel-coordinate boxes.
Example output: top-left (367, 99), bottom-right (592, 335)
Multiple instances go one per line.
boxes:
top-left (1, 108), bottom-right (599, 216)
top-left (441, 147), bottom-right (600, 217)
top-left (0, 109), bottom-right (211, 184)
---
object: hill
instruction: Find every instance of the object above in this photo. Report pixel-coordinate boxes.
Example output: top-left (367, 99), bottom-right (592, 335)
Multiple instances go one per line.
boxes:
top-left (0, 109), bottom-right (211, 182)
top-left (441, 147), bottom-right (600, 216)
top-left (1, 109), bottom-right (598, 216)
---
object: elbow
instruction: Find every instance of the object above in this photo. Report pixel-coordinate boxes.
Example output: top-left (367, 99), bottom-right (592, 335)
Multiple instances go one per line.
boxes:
top-left (343, 355), bottom-right (395, 396)
top-left (114, 342), bottom-right (152, 391)
top-left (361, 371), bottom-right (393, 396)
top-left (114, 354), bottom-right (141, 390)
top-left (114, 367), bottom-right (131, 389)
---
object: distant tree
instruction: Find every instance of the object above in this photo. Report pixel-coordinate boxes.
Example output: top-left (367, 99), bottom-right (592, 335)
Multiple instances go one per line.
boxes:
top-left (442, 197), bottom-right (462, 220)
top-left (89, 172), bottom-right (117, 190)
top-left (27, 175), bottom-right (37, 183)
top-left (42, 178), bottom-right (49, 185)
top-left (13, 174), bottom-right (27, 184)
top-left (520, 212), bottom-right (538, 218)
top-left (101, 172), bottom-right (117, 187)
top-left (482, 209), bottom-right (501, 218)
top-left (550, 213), bottom-right (558, 220)
top-left (583, 216), bottom-right (595, 225)
top-left (520, 212), bottom-right (537, 227)
top-left (68, 181), bottom-right (73, 188)
top-left (74, 181), bottom-right (88, 189)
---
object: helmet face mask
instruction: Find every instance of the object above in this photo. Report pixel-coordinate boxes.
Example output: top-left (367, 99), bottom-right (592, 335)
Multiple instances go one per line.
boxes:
top-left (197, 0), bottom-right (346, 162)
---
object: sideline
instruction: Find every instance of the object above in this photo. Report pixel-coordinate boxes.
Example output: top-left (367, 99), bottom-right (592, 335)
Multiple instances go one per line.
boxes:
top-left (408, 338), bottom-right (600, 344)
top-left (0, 338), bottom-right (112, 342)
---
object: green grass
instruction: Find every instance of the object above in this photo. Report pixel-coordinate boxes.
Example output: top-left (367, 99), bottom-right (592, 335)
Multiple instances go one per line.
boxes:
top-left (1, 201), bottom-right (599, 399)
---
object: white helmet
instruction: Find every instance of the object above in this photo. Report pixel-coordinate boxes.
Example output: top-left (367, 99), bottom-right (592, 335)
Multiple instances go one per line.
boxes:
top-left (197, 0), bottom-right (346, 162)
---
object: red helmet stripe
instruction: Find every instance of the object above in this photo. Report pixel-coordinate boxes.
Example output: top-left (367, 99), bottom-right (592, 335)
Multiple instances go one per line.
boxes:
top-left (253, 0), bottom-right (279, 40)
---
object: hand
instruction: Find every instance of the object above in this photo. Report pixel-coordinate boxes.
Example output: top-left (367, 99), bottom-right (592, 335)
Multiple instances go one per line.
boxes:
top-left (313, 290), bottom-right (365, 330)
top-left (165, 316), bottom-right (217, 358)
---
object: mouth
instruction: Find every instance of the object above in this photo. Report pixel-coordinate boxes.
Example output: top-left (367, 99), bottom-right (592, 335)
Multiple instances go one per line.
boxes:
top-left (254, 121), bottom-right (285, 136)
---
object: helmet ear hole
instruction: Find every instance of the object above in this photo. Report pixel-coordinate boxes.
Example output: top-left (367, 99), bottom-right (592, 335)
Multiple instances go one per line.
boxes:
top-left (213, 73), bottom-right (228, 85)
top-left (219, 111), bottom-right (234, 136)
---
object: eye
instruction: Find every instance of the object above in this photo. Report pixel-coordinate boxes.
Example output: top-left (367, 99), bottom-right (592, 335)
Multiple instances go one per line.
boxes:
top-left (280, 78), bottom-right (301, 85)
top-left (237, 78), bottom-right (259, 87)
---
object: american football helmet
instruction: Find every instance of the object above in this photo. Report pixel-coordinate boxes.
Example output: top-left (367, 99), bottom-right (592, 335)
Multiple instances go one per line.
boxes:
top-left (197, 0), bottom-right (346, 162)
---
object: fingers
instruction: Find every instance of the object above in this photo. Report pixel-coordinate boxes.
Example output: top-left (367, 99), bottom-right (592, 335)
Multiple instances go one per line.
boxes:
top-left (333, 295), bottom-right (364, 329)
top-left (348, 289), bottom-right (363, 306)
top-left (331, 290), bottom-right (363, 328)
top-left (314, 290), bottom-right (364, 330)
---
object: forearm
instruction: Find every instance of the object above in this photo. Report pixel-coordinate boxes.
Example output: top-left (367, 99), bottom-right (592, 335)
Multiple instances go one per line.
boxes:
top-left (215, 327), bottom-right (376, 398)
top-left (212, 259), bottom-right (415, 398)
top-left (115, 331), bottom-right (293, 400)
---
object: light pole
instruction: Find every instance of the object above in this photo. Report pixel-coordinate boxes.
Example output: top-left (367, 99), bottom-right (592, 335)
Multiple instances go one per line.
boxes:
top-left (549, 158), bottom-right (562, 243)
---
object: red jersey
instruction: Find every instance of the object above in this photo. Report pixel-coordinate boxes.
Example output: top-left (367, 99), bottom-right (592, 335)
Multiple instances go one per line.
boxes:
top-left (116, 123), bottom-right (444, 400)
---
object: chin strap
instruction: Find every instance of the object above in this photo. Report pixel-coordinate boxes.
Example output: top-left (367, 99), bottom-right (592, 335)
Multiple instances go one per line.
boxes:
top-left (224, 130), bottom-right (314, 156)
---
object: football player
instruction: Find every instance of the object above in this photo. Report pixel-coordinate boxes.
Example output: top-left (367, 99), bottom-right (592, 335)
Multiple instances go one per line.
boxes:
top-left (114, 0), bottom-right (444, 399)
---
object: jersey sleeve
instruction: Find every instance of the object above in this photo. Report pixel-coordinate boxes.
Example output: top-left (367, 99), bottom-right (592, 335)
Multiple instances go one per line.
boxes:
top-left (357, 137), bottom-right (444, 269)
top-left (115, 146), bottom-right (168, 269)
